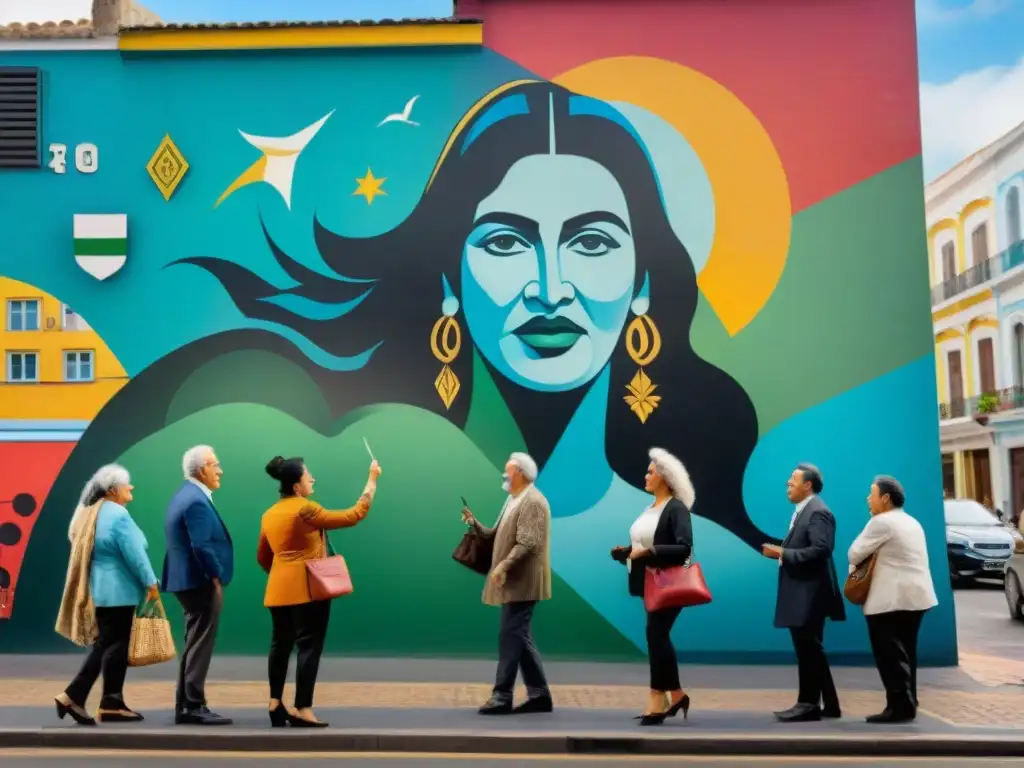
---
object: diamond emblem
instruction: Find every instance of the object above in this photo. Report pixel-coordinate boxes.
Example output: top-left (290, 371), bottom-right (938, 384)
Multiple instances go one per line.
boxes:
top-left (146, 135), bottom-right (189, 201)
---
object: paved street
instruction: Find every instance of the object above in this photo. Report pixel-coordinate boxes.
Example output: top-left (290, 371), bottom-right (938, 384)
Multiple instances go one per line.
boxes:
top-left (5, 752), bottom-right (1024, 767)
top-left (0, 586), bottom-right (1022, 759)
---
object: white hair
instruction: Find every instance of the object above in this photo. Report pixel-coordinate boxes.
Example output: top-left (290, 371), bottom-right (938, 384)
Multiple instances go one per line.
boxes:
top-left (183, 445), bottom-right (214, 479)
top-left (508, 452), bottom-right (538, 484)
top-left (68, 463), bottom-right (131, 541)
top-left (649, 447), bottom-right (695, 508)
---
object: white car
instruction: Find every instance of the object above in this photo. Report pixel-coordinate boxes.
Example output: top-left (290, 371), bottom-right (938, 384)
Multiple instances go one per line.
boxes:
top-left (1004, 527), bottom-right (1024, 620)
top-left (945, 499), bottom-right (1015, 584)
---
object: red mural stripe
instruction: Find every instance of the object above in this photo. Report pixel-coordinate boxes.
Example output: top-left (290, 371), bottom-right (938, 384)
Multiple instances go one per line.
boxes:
top-left (478, 0), bottom-right (922, 214)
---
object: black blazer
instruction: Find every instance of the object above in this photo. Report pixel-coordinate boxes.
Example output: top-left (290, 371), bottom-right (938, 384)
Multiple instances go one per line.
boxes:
top-left (773, 495), bottom-right (846, 628)
top-left (612, 498), bottom-right (694, 598)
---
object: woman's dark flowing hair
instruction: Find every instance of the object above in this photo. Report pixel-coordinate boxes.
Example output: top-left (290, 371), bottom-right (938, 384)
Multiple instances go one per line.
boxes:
top-left (180, 81), bottom-right (770, 549)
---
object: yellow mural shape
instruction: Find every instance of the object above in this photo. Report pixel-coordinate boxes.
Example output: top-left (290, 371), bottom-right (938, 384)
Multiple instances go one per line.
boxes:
top-left (354, 168), bottom-right (387, 205)
top-left (555, 57), bottom-right (792, 336)
top-left (146, 135), bottom-right (189, 201)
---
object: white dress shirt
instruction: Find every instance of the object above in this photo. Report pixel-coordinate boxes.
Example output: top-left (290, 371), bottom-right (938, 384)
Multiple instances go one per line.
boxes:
top-left (494, 486), bottom-right (529, 534)
top-left (188, 477), bottom-right (214, 502)
top-left (780, 494), bottom-right (816, 567)
top-left (627, 500), bottom-right (668, 573)
top-left (847, 509), bottom-right (938, 616)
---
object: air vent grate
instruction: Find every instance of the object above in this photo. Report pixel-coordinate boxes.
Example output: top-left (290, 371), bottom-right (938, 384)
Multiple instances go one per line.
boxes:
top-left (0, 67), bottom-right (41, 169)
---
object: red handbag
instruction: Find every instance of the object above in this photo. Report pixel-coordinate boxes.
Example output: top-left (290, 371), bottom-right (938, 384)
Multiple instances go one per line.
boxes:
top-left (306, 532), bottom-right (353, 602)
top-left (643, 562), bottom-right (712, 612)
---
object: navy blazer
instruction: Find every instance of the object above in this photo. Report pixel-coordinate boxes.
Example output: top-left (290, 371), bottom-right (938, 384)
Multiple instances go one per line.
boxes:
top-left (612, 498), bottom-right (694, 598)
top-left (773, 495), bottom-right (846, 629)
top-left (162, 481), bottom-right (234, 593)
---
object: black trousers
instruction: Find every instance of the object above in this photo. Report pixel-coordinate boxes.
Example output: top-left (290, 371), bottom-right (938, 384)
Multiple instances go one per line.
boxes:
top-left (790, 617), bottom-right (839, 711)
top-left (493, 600), bottom-right (549, 703)
top-left (646, 606), bottom-right (683, 692)
top-left (174, 583), bottom-right (222, 712)
top-left (65, 605), bottom-right (135, 709)
top-left (866, 609), bottom-right (924, 715)
top-left (268, 600), bottom-right (332, 709)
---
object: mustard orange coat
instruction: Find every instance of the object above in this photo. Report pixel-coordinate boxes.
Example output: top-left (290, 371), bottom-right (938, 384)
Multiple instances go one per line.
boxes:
top-left (256, 494), bottom-right (370, 607)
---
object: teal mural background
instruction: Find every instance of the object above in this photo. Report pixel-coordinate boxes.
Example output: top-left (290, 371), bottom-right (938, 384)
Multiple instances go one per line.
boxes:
top-left (0, 37), bottom-right (954, 664)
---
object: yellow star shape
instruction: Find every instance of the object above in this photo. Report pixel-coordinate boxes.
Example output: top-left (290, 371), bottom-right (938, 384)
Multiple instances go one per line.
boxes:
top-left (353, 168), bottom-right (387, 205)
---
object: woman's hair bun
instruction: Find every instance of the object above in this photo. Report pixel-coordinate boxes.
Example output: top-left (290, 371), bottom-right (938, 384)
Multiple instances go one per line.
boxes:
top-left (265, 456), bottom-right (286, 479)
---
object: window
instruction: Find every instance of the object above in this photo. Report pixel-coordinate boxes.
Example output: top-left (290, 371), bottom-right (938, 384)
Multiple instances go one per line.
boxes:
top-left (1009, 187), bottom-right (1022, 244)
top-left (7, 299), bottom-right (39, 331)
top-left (63, 350), bottom-right (94, 382)
top-left (1016, 324), bottom-right (1024, 388)
top-left (6, 352), bottom-right (38, 383)
top-left (978, 337), bottom-right (996, 393)
top-left (942, 242), bottom-right (957, 281)
top-left (61, 304), bottom-right (91, 331)
top-left (0, 67), bottom-right (40, 169)
top-left (944, 499), bottom-right (999, 527)
top-left (972, 223), bottom-right (990, 265)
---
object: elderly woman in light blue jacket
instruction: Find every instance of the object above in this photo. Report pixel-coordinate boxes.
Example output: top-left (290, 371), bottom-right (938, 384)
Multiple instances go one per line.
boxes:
top-left (55, 464), bottom-right (159, 726)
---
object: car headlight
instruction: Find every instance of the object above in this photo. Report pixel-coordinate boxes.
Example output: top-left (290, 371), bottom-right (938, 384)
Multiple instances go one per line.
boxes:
top-left (948, 533), bottom-right (970, 547)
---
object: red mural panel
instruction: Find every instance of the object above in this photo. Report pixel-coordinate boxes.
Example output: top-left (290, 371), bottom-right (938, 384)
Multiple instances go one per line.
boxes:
top-left (0, 442), bottom-right (74, 619)
top-left (472, 0), bottom-right (922, 214)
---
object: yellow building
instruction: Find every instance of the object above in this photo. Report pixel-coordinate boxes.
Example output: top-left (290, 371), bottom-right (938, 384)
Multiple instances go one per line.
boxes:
top-left (0, 278), bottom-right (127, 420)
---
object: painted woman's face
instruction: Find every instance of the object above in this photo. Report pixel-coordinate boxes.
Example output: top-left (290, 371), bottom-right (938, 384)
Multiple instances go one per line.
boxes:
top-left (461, 154), bottom-right (636, 391)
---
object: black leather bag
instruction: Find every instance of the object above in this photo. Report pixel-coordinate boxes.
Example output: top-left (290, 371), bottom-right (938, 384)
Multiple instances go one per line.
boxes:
top-left (452, 527), bottom-right (493, 575)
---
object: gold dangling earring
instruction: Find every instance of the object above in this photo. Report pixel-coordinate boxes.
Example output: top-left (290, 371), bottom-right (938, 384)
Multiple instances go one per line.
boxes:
top-left (623, 310), bottom-right (662, 424)
top-left (431, 314), bottom-right (462, 409)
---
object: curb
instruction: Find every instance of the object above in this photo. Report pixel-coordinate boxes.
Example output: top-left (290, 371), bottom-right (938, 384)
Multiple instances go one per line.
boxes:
top-left (3, 729), bottom-right (1024, 756)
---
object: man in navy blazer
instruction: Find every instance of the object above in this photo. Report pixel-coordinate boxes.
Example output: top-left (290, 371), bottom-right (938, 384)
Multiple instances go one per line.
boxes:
top-left (163, 445), bottom-right (234, 726)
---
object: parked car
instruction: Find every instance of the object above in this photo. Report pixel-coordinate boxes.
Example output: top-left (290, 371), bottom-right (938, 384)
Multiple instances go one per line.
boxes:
top-left (945, 498), bottom-right (1014, 585)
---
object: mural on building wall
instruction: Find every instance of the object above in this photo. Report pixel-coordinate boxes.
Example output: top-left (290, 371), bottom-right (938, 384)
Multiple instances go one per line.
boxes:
top-left (0, 0), bottom-right (953, 663)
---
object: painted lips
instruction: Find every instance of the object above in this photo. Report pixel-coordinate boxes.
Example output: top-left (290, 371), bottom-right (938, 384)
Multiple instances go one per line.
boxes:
top-left (513, 316), bottom-right (586, 357)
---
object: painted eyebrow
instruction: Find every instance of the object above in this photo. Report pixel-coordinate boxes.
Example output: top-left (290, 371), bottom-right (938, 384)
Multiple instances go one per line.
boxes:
top-left (561, 211), bottom-right (631, 236)
top-left (471, 212), bottom-right (540, 239)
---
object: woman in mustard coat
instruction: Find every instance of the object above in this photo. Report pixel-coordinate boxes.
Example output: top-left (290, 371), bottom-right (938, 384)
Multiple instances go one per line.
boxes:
top-left (257, 455), bottom-right (381, 727)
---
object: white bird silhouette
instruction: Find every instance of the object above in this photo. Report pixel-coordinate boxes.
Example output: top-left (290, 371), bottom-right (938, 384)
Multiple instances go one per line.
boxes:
top-left (377, 95), bottom-right (421, 127)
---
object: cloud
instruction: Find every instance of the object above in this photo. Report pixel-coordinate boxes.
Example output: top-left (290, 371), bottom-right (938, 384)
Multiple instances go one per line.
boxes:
top-left (0, 0), bottom-right (91, 25)
top-left (920, 55), bottom-right (1024, 180)
top-left (916, 0), bottom-right (1012, 25)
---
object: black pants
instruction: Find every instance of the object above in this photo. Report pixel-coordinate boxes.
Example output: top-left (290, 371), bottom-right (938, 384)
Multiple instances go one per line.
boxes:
top-left (268, 600), bottom-right (332, 709)
top-left (174, 583), bottom-right (222, 712)
top-left (790, 617), bottom-right (839, 711)
top-left (646, 606), bottom-right (683, 692)
top-left (493, 600), bottom-right (549, 703)
top-left (65, 605), bottom-right (135, 709)
top-left (867, 609), bottom-right (924, 715)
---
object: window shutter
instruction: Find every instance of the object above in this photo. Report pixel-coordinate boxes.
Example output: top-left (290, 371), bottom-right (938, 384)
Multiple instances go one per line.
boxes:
top-left (0, 67), bottom-right (41, 169)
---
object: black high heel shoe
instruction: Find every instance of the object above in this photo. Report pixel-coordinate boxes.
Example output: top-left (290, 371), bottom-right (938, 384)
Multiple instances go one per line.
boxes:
top-left (97, 708), bottom-right (145, 723)
top-left (288, 712), bottom-right (329, 728)
top-left (667, 693), bottom-right (691, 720)
top-left (55, 697), bottom-right (96, 726)
top-left (639, 711), bottom-right (668, 726)
top-left (269, 704), bottom-right (289, 728)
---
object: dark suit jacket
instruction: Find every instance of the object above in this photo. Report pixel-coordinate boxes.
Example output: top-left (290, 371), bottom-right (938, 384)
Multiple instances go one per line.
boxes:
top-left (613, 498), bottom-right (694, 598)
top-left (774, 495), bottom-right (846, 628)
top-left (162, 481), bottom-right (234, 593)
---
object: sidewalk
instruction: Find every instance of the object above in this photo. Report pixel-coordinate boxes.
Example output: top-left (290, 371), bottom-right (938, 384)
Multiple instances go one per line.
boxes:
top-left (1, 655), bottom-right (1022, 756)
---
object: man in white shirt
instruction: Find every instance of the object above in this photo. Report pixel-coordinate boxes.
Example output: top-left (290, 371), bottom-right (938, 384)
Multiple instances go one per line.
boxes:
top-left (761, 463), bottom-right (846, 722)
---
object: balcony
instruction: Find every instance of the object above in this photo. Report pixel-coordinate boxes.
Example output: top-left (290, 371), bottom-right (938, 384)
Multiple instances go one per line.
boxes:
top-left (939, 386), bottom-right (1024, 422)
top-left (931, 239), bottom-right (1024, 305)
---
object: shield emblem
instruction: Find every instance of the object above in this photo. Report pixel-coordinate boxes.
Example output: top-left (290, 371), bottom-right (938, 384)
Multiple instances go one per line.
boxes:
top-left (73, 214), bottom-right (127, 280)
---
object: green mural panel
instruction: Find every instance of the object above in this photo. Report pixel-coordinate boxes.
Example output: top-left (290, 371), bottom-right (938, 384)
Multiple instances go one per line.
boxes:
top-left (691, 158), bottom-right (933, 434)
top-left (121, 403), bottom-right (641, 659)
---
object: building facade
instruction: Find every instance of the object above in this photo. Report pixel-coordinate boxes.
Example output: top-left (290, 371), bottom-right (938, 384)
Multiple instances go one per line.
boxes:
top-left (0, 0), bottom-right (953, 664)
top-left (929, 121), bottom-right (1024, 517)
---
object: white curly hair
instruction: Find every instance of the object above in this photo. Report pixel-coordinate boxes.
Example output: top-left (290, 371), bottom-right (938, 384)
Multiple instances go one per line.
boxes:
top-left (649, 447), bottom-right (695, 508)
top-left (67, 463), bottom-right (131, 541)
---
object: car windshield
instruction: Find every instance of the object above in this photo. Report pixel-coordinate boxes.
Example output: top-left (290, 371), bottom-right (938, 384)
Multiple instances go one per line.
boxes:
top-left (944, 500), bottom-right (999, 527)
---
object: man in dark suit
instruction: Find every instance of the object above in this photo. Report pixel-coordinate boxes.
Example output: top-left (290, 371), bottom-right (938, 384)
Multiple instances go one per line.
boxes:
top-left (761, 463), bottom-right (846, 722)
top-left (163, 445), bottom-right (233, 726)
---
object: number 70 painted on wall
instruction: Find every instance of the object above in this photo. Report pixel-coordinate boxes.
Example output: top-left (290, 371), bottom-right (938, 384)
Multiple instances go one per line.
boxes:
top-left (48, 143), bottom-right (99, 175)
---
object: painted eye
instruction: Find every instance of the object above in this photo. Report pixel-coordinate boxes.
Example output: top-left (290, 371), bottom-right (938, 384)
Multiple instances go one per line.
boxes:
top-left (482, 232), bottom-right (530, 256)
top-left (568, 230), bottom-right (619, 257)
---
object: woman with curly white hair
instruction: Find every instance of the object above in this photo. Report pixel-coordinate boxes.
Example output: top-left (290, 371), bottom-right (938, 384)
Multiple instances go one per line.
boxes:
top-left (611, 447), bottom-right (695, 726)
top-left (54, 464), bottom-right (159, 726)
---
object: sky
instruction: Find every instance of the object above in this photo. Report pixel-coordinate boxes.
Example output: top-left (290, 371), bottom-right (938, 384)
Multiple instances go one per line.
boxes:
top-left (5, 0), bottom-right (1024, 183)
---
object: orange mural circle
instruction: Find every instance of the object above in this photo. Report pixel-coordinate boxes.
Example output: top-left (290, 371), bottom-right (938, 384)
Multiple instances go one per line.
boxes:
top-left (554, 57), bottom-right (791, 336)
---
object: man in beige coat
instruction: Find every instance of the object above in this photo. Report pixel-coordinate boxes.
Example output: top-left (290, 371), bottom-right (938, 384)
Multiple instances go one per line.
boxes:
top-left (462, 452), bottom-right (552, 715)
